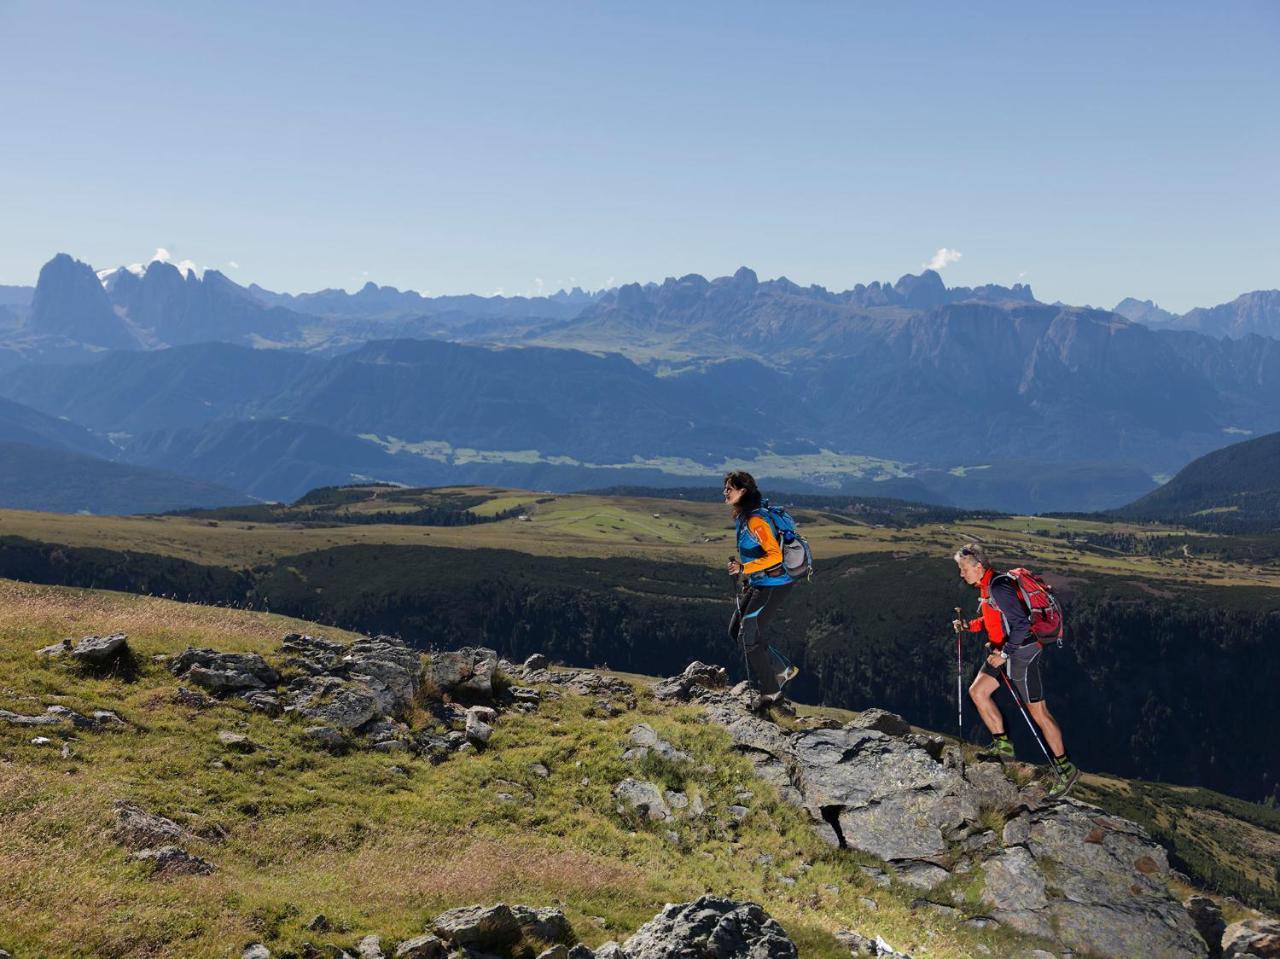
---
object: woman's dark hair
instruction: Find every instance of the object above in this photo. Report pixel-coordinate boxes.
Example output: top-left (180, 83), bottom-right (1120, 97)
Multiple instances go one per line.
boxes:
top-left (724, 470), bottom-right (763, 517)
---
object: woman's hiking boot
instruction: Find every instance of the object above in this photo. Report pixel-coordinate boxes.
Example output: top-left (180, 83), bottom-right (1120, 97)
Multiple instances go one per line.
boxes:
top-left (977, 734), bottom-right (1016, 762)
top-left (1047, 757), bottom-right (1081, 800)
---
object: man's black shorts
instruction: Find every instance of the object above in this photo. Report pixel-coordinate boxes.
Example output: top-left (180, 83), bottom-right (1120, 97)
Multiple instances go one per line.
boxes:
top-left (979, 642), bottom-right (1044, 703)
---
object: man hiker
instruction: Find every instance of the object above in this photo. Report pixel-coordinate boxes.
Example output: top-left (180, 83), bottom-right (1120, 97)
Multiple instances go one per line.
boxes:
top-left (952, 542), bottom-right (1080, 799)
top-left (724, 471), bottom-right (800, 711)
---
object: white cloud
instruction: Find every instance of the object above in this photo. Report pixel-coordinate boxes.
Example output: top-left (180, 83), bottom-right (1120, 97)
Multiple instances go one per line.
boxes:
top-left (925, 248), bottom-right (963, 271)
top-left (228, 261), bottom-right (240, 270)
top-left (533, 277), bottom-right (545, 296)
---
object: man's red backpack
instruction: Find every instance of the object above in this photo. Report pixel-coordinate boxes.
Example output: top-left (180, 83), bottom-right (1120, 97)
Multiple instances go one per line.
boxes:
top-left (995, 568), bottom-right (1065, 644)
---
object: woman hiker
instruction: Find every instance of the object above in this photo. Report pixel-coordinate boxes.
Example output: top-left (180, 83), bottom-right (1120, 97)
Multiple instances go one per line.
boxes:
top-left (724, 471), bottom-right (799, 711)
top-left (952, 542), bottom-right (1080, 799)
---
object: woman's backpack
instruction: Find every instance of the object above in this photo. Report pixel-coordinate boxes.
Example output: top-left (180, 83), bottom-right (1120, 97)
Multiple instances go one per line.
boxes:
top-left (758, 501), bottom-right (814, 582)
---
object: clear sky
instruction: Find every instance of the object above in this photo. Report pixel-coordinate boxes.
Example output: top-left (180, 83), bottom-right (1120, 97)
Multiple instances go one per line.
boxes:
top-left (1, 1), bottom-right (1276, 311)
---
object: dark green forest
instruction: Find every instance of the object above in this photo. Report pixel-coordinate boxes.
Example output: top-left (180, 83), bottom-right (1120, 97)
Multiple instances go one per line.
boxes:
top-left (2, 536), bottom-right (1277, 808)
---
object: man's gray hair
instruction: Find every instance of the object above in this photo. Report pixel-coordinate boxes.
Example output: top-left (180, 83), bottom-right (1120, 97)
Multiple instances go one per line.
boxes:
top-left (953, 542), bottom-right (991, 568)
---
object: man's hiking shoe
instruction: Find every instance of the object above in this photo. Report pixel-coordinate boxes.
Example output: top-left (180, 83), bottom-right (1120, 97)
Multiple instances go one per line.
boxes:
top-left (977, 737), bottom-right (1016, 762)
top-left (778, 664), bottom-right (800, 689)
top-left (1047, 761), bottom-right (1081, 800)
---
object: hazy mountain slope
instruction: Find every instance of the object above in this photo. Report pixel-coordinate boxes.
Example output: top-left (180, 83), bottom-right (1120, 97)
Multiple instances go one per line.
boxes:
top-left (1113, 430), bottom-right (1280, 532)
top-left (0, 440), bottom-right (249, 513)
top-left (0, 395), bottom-right (114, 457)
top-left (0, 343), bottom-right (322, 433)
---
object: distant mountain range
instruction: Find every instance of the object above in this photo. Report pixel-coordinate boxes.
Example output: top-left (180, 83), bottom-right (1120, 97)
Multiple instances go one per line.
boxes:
top-left (1113, 290), bottom-right (1280, 339)
top-left (1, 251), bottom-right (1278, 514)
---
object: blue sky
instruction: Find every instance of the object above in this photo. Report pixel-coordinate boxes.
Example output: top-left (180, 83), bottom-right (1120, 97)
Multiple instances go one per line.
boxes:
top-left (1, 1), bottom-right (1276, 311)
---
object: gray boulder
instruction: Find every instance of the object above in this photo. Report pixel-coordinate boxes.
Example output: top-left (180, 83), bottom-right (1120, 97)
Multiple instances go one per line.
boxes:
top-left (465, 708), bottom-right (494, 746)
top-left (623, 723), bottom-right (689, 764)
top-left (286, 675), bottom-right (381, 730)
top-left (129, 845), bottom-right (214, 876)
top-left (0, 708), bottom-right (62, 727)
top-left (1224, 918), bottom-right (1280, 958)
top-left (243, 946), bottom-right (271, 959)
top-left (512, 904), bottom-right (574, 945)
top-left (394, 934), bottom-right (446, 959)
top-left (113, 802), bottom-right (190, 849)
top-left (622, 896), bottom-right (797, 959)
top-left (844, 708), bottom-right (912, 737)
top-left (680, 664), bottom-right (1210, 959)
top-left (36, 638), bottom-right (73, 658)
top-left (652, 661), bottom-right (727, 701)
top-left (70, 633), bottom-right (129, 666)
top-left (356, 935), bottom-right (385, 959)
top-left (169, 647), bottom-right (280, 694)
top-left (613, 779), bottom-right (672, 822)
top-left (427, 647), bottom-right (499, 702)
top-left (523, 653), bottom-right (549, 671)
top-left (430, 903), bottom-right (521, 950)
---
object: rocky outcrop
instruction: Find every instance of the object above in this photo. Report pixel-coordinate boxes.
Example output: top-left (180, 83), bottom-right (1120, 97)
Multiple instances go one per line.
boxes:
top-left (378, 899), bottom-right (790, 959)
top-left (113, 802), bottom-right (192, 849)
top-left (666, 669), bottom-right (1208, 959)
top-left (621, 896), bottom-right (796, 959)
top-left (70, 632), bottom-right (130, 666)
top-left (427, 647), bottom-right (500, 702)
top-left (129, 844), bottom-right (215, 876)
top-left (1224, 918), bottom-right (1280, 958)
top-left (652, 661), bottom-right (727, 701)
top-left (169, 647), bottom-right (281, 695)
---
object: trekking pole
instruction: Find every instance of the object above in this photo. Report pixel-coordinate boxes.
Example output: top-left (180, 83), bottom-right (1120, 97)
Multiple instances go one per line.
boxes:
top-left (996, 662), bottom-right (1061, 780)
top-left (731, 557), bottom-right (751, 684)
top-left (953, 607), bottom-right (964, 736)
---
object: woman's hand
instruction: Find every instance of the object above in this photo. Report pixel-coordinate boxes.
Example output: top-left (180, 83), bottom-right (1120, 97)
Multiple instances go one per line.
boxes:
top-left (727, 559), bottom-right (743, 576)
top-left (986, 650), bottom-right (1006, 668)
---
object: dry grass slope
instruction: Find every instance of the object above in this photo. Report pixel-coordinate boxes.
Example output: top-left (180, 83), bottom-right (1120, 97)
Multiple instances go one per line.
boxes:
top-left (0, 578), bottom-right (1076, 959)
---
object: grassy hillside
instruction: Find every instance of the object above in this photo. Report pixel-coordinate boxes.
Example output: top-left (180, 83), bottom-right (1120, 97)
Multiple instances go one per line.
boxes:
top-left (2, 483), bottom-right (1277, 587)
top-left (1113, 431), bottom-right (1280, 533)
top-left (2, 485), bottom-right (1279, 807)
top-left (0, 577), bottom-right (1100, 959)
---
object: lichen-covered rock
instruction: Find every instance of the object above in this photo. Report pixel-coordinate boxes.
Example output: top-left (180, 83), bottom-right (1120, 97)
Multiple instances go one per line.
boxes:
top-left (613, 779), bottom-right (671, 822)
top-left (676, 662), bottom-right (1211, 959)
top-left (622, 723), bottom-right (689, 764)
top-left (394, 933), bottom-right (446, 959)
top-left (430, 903), bottom-right (521, 950)
top-left (129, 845), bottom-right (214, 876)
top-left (1224, 918), bottom-right (1280, 958)
top-left (511, 905), bottom-right (574, 945)
top-left (71, 633), bottom-right (129, 666)
top-left (113, 802), bottom-right (190, 850)
top-left (427, 647), bottom-right (499, 702)
top-left (652, 661), bottom-right (727, 701)
top-left (0, 708), bottom-right (63, 727)
top-left (622, 896), bottom-right (797, 959)
top-left (844, 708), bottom-right (912, 737)
top-left (169, 647), bottom-right (280, 694)
top-left (465, 708), bottom-right (494, 746)
top-left (286, 675), bottom-right (381, 730)
top-left (355, 935), bottom-right (385, 959)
